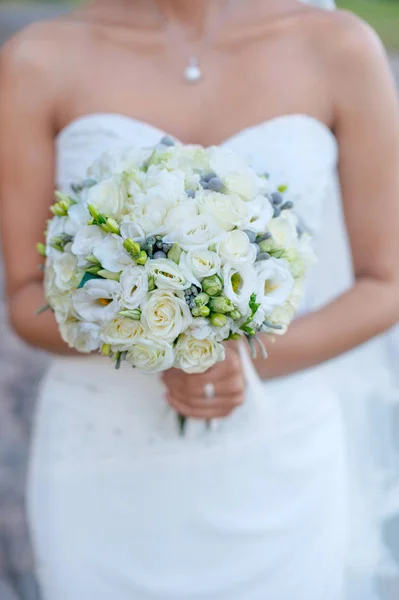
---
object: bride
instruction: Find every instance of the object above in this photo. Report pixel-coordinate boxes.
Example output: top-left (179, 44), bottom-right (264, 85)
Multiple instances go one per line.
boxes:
top-left (1, 0), bottom-right (399, 598)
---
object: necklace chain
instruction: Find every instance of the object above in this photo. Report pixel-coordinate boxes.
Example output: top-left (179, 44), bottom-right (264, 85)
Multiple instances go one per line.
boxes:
top-left (153, 0), bottom-right (241, 84)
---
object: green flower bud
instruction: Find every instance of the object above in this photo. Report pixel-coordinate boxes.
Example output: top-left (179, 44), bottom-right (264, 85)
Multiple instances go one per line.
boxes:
top-left (36, 243), bottom-right (46, 257)
top-left (192, 305), bottom-right (211, 317)
top-left (167, 243), bottom-right (182, 264)
top-left (85, 254), bottom-right (100, 265)
top-left (97, 269), bottom-right (121, 281)
top-left (50, 204), bottom-right (66, 217)
top-left (277, 184), bottom-right (288, 193)
top-left (86, 265), bottom-right (102, 275)
top-left (118, 309), bottom-right (141, 320)
top-left (202, 275), bottom-right (223, 297)
top-left (211, 313), bottom-right (227, 328)
top-left (148, 275), bottom-right (156, 291)
top-left (195, 292), bottom-right (210, 307)
top-left (228, 332), bottom-right (242, 341)
top-left (101, 343), bottom-right (112, 356)
top-left (229, 310), bottom-right (242, 321)
top-left (136, 251), bottom-right (148, 266)
top-left (105, 218), bottom-right (120, 235)
top-left (88, 204), bottom-right (107, 225)
top-left (208, 296), bottom-right (234, 314)
top-left (123, 238), bottom-right (141, 258)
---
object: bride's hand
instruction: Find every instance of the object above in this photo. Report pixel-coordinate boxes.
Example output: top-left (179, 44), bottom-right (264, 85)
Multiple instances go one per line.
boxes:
top-left (162, 344), bottom-right (245, 420)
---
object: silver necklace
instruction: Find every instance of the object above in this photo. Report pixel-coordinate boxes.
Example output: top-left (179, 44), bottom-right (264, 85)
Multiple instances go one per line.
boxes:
top-left (154, 0), bottom-right (240, 84)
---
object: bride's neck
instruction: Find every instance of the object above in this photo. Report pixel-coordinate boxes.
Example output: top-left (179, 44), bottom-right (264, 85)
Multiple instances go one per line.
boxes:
top-left (92, 0), bottom-right (241, 29)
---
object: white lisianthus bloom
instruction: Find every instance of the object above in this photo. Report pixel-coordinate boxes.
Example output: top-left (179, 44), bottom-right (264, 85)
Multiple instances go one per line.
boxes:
top-left (120, 266), bottom-right (149, 309)
top-left (87, 175), bottom-right (127, 219)
top-left (219, 230), bottom-right (257, 266)
top-left (52, 247), bottom-right (81, 292)
top-left (71, 225), bottom-right (106, 258)
top-left (179, 249), bottom-right (220, 287)
top-left (59, 320), bottom-right (101, 353)
top-left (255, 257), bottom-right (294, 315)
top-left (146, 258), bottom-right (190, 291)
top-left (161, 145), bottom-right (210, 174)
top-left (73, 279), bottom-right (122, 322)
top-left (196, 191), bottom-right (250, 231)
top-left (268, 211), bottom-right (299, 249)
top-left (99, 317), bottom-right (145, 351)
top-left (223, 263), bottom-right (257, 311)
top-left (263, 302), bottom-right (296, 336)
top-left (163, 202), bottom-right (199, 233)
top-left (120, 221), bottom-right (146, 245)
top-left (127, 338), bottom-right (175, 373)
top-left (141, 290), bottom-right (192, 342)
top-left (45, 216), bottom-right (67, 258)
top-left (87, 147), bottom-right (151, 180)
top-left (64, 203), bottom-right (91, 236)
top-left (93, 234), bottom-right (134, 273)
top-left (174, 334), bottom-right (225, 374)
top-left (208, 147), bottom-right (259, 201)
top-left (288, 279), bottom-right (305, 312)
top-left (247, 195), bottom-right (274, 233)
top-left (163, 215), bottom-right (224, 251)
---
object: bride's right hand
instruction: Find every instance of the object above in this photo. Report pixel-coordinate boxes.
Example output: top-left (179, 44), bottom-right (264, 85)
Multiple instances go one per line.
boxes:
top-left (161, 345), bottom-right (246, 420)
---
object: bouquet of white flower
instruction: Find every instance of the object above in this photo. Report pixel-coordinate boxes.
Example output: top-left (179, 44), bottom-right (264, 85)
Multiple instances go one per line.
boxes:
top-left (37, 138), bottom-right (315, 380)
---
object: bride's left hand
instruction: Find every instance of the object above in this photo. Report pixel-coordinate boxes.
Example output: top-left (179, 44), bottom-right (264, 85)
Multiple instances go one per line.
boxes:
top-left (161, 344), bottom-right (246, 420)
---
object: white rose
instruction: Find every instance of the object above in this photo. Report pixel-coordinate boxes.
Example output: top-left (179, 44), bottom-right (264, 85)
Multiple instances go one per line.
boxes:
top-left (288, 279), bottom-right (305, 312)
top-left (129, 197), bottom-right (170, 236)
top-left (188, 317), bottom-right (216, 341)
top-left (223, 263), bottom-right (257, 312)
top-left (143, 167), bottom-right (186, 205)
top-left (174, 334), bottom-right (225, 374)
top-left (93, 234), bottom-right (134, 273)
top-left (208, 147), bottom-right (259, 200)
top-left (59, 320), bottom-right (101, 353)
top-left (197, 191), bottom-right (250, 231)
top-left (72, 279), bottom-right (122, 322)
top-left (219, 230), bottom-right (257, 266)
top-left (263, 302), bottom-right (296, 336)
top-left (127, 338), bottom-right (175, 373)
top-left (141, 290), bottom-right (192, 342)
top-left (255, 257), bottom-right (294, 315)
top-left (146, 258), bottom-right (190, 291)
top-left (163, 201), bottom-right (199, 233)
top-left (52, 247), bottom-right (80, 292)
top-left (163, 215), bottom-right (224, 251)
top-left (71, 225), bottom-right (106, 258)
top-left (88, 147), bottom-right (150, 180)
top-left (247, 195), bottom-right (274, 233)
top-left (179, 249), bottom-right (220, 287)
top-left (99, 317), bottom-right (145, 351)
top-left (297, 233), bottom-right (317, 270)
top-left (269, 211), bottom-right (299, 249)
top-left (120, 266), bottom-right (149, 309)
top-left (87, 175), bottom-right (127, 219)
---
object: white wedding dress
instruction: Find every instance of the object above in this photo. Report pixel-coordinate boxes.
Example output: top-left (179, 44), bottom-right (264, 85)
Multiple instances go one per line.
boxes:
top-left (28, 113), bottom-right (350, 600)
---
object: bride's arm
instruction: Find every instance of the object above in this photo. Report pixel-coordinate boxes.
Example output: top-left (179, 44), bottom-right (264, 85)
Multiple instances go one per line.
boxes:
top-left (255, 17), bottom-right (399, 379)
top-left (0, 31), bottom-right (74, 354)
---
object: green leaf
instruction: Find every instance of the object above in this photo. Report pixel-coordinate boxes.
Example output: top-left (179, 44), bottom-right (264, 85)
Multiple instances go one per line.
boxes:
top-left (77, 271), bottom-right (103, 289)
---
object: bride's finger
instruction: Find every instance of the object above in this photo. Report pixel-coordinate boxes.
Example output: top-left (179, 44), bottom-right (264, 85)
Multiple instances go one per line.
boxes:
top-left (167, 395), bottom-right (235, 420)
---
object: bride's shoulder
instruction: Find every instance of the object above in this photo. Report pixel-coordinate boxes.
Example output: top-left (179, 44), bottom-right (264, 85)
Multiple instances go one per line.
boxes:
top-left (0, 17), bottom-right (88, 84)
top-left (304, 9), bottom-right (388, 75)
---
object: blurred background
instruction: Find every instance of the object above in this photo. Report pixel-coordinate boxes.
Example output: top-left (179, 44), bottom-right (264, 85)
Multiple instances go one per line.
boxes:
top-left (0, 1), bottom-right (399, 599)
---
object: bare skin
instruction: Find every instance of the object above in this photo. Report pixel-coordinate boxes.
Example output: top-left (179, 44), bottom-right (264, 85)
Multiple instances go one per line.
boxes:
top-left (1, 0), bottom-right (399, 420)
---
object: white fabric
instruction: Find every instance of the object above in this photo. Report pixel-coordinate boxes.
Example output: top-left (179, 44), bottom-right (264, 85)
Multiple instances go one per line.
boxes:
top-left (29, 113), bottom-right (350, 600)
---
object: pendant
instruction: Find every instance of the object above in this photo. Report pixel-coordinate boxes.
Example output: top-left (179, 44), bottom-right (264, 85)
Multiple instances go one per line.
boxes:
top-left (184, 58), bottom-right (202, 84)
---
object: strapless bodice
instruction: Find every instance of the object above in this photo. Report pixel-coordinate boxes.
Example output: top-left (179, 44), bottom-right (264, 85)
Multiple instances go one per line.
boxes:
top-left (56, 113), bottom-right (338, 234)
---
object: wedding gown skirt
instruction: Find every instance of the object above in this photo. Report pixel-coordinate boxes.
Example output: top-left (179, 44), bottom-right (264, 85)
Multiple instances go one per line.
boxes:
top-left (28, 113), bottom-right (352, 599)
top-left (28, 355), bottom-right (347, 600)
